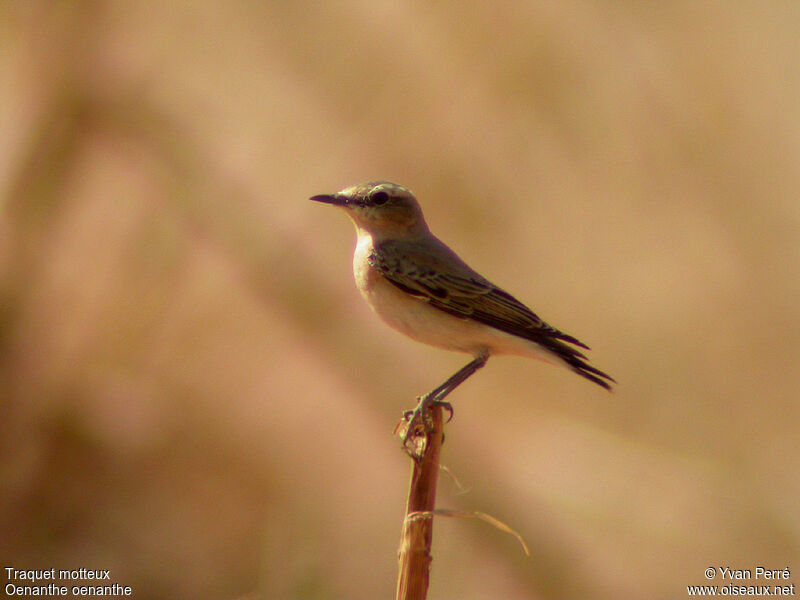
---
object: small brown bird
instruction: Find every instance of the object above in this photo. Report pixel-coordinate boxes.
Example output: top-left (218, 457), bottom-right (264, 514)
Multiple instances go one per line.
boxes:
top-left (311, 181), bottom-right (614, 428)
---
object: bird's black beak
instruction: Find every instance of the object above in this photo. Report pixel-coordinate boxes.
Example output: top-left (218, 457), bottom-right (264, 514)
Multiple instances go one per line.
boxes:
top-left (309, 193), bottom-right (347, 206)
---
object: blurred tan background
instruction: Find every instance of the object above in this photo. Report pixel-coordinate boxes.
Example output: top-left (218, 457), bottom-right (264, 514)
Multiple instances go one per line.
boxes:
top-left (2, 2), bottom-right (799, 599)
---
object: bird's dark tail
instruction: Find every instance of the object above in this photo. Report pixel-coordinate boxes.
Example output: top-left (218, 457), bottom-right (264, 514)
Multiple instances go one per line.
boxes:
top-left (563, 354), bottom-right (615, 390)
top-left (537, 336), bottom-right (616, 391)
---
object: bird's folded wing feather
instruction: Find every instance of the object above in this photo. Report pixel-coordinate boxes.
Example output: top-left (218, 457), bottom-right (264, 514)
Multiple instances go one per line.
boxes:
top-left (369, 238), bottom-right (590, 351)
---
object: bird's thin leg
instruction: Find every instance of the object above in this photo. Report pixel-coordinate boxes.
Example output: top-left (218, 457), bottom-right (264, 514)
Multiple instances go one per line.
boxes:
top-left (425, 352), bottom-right (489, 404)
top-left (403, 352), bottom-right (489, 440)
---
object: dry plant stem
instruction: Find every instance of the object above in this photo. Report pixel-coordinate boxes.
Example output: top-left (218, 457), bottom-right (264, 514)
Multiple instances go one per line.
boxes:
top-left (396, 404), bottom-right (444, 600)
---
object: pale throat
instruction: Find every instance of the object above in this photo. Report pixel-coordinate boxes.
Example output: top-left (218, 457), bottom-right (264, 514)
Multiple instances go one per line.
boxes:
top-left (352, 228), bottom-right (377, 293)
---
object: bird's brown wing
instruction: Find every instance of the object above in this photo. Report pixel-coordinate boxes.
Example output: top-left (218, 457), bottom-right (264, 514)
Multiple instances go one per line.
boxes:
top-left (370, 238), bottom-right (615, 390)
top-left (370, 238), bottom-right (588, 348)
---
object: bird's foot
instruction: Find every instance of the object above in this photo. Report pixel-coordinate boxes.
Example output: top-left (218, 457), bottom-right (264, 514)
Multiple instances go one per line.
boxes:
top-left (401, 399), bottom-right (453, 427)
top-left (398, 395), bottom-right (453, 458)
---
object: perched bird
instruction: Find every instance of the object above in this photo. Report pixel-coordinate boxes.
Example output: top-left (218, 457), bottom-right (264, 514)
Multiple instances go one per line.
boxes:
top-left (310, 181), bottom-right (614, 434)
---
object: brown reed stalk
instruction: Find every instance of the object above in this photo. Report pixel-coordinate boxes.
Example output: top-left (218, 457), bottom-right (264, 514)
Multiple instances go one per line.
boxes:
top-left (395, 405), bottom-right (444, 600)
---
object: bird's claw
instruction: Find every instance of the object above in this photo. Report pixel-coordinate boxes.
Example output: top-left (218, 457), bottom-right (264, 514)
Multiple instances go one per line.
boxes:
top-left (439, 401), bottom-right (454, 423)
top-left (399, 397), bottom-right (454, 451)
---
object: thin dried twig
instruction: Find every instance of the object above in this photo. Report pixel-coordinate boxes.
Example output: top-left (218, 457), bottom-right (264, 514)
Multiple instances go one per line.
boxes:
top-left (409, 509), bottom-right (530, 557)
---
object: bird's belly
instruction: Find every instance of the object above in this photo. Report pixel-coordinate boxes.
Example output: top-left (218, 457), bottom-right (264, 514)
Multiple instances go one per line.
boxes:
top-left (355, 269), bottom-right (555, 362)
top-left (361, 276), bottom-right (477, 352)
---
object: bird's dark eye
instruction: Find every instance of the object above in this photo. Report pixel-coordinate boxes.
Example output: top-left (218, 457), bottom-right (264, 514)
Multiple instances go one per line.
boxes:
top-left (371, 191), bottom-right (389, 205)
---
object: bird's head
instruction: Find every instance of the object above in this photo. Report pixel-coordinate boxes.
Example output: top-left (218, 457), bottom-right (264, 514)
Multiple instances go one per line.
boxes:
top-left (310, 181), bottom-right (429, 239)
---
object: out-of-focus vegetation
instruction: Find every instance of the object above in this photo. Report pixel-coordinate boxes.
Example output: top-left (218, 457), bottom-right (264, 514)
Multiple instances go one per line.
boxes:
top-left (1, 2), bottom-right (798, 599)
